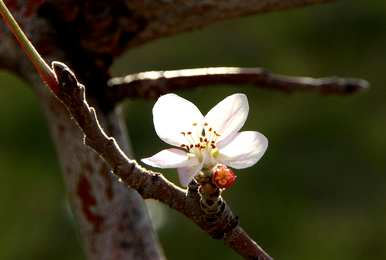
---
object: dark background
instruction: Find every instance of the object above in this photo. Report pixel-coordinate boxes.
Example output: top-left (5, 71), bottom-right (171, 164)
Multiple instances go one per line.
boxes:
top-left (1, 1), bottom-right (385, 259)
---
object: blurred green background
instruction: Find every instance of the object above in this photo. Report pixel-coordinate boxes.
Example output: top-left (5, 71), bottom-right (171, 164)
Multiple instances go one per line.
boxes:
top-left (1, 1), bottom-right (386, 259)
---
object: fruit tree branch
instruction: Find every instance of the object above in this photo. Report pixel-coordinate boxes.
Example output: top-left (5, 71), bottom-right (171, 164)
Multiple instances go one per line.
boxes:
top-left (37, 0), bottom-right (336, 55)
top-left (122, 0), bottom-right (335, 49)
top-left (53, 61), bottom-right (274, 260)
top-left (107, 67), bottom-right (369, 102)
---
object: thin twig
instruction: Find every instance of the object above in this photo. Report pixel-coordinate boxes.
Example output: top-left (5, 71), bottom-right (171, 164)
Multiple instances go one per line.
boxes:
top-left (53, 61), bottom-right (273, 260)
top-left (107, 67), bottom-right (369, 102)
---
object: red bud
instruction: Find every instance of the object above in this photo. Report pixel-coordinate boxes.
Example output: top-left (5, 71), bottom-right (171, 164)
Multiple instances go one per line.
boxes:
top-left (211, 164), bottom-right (236, 189)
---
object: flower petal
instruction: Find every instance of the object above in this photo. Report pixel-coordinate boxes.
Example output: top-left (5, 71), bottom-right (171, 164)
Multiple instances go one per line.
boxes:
top-left (218, 131), bottom-right (268, 169)
top-left (204, 93), bottom-right (249, 144)
top-left (153, 94), bottom-right (204, 146)
top-left (177, 159), bottom-right (204, 187)
top-left (141, 148), bottom-right (199, 169)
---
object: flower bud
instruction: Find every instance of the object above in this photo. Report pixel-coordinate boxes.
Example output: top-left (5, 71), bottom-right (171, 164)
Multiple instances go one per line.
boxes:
top-left (211, 164), bottom-right (236, 189)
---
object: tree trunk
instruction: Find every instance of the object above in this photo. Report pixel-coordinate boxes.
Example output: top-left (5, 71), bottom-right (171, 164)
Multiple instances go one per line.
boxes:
top-left (38, 87), bottom-right (163, 260)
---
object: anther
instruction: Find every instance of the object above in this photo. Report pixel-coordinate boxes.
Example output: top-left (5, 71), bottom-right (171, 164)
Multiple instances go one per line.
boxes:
top-left (192, 122), bottom-right (197, 126)
top-left (200, 137), bottom-right (203, 142)
top-left (189, 144), bottom-right (194, 148)
top-left (211, 144), bottom-right (216, 149)
top-left (181, 132), bottom-right (185, 136)
top-left (204, 122), bottom-right (208, 126)
top-left (187, 131), bottom-right (192, 135)
top-left (209, 128), bottom-right (212, 131)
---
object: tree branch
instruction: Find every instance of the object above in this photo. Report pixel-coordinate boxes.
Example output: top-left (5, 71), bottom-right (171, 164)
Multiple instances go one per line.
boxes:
top-left (52, 61), bottom-right (273, 260)
top-left (123, 0), bottom-right (335, 49)
top-left (38, 0), bottom-right (336, 55)
top-left (107, 67), bottom-right (369, 102)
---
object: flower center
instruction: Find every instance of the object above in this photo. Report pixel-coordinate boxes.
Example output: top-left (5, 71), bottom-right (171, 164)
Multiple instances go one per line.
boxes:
top-left (179, 122), bottom-right (221, 159)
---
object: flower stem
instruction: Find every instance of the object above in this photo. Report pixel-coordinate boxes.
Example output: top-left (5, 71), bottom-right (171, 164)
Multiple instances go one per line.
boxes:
top-left (0, 0), bottom-right (58, 92)
top-left (195, 170), bottom-right (223, 214)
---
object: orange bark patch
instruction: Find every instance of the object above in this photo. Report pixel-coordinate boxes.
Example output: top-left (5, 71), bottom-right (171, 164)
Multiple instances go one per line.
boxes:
top-left (77, 175), bottom-right (104, 232)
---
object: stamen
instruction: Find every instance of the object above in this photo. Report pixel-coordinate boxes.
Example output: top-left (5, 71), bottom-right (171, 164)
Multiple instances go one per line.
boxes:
top-left (180, 144), bottom-right (189, 151)
top-left (181, 122), bottom-right (221, 157)
top-left (206, 126), bottom-right (215, 142)
top-left (185, 132), bottom-right (197, 147)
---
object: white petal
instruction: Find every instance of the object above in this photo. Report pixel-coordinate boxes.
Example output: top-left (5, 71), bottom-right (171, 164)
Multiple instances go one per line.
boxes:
top-left (141, 148), bottom-right (199, 169)
top-left (204, 93), bottom-right (249, 144)
top-left (153, 94), bottom-right (204, 146)
top-left (218, 131), bottom-right (268, 169)
top-left (177, 159), bottom-right (204, 187)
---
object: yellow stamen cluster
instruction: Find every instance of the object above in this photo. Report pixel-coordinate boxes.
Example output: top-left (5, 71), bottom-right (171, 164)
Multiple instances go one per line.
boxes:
top-left (179, 122), bottom-right (221, 154)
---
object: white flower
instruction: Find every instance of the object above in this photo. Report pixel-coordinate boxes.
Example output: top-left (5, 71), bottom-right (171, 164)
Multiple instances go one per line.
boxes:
top-left (141, 93), bottom-right (268, 187)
